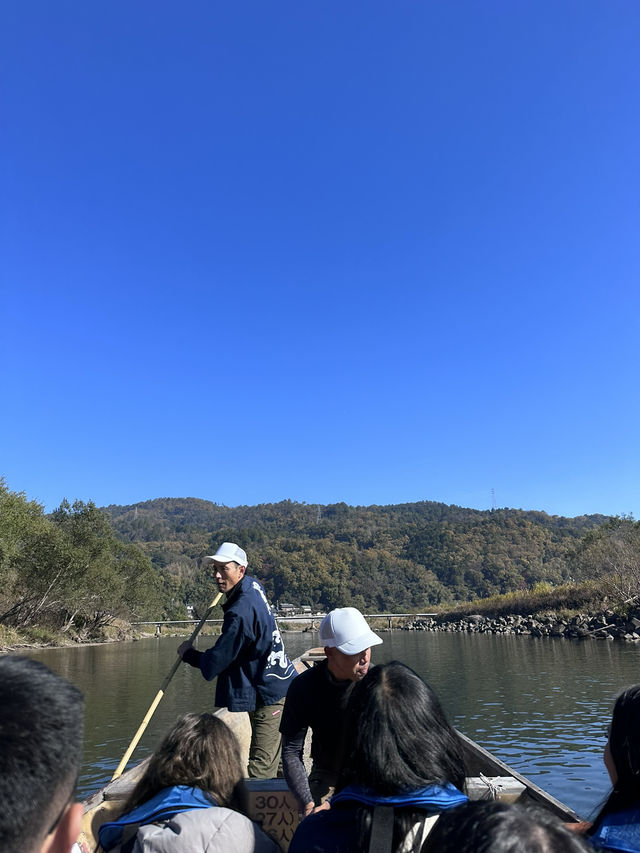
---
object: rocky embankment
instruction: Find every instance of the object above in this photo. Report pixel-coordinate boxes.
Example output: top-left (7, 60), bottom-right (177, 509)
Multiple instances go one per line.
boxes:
top-left (405, 611), bottom-right (640, 641)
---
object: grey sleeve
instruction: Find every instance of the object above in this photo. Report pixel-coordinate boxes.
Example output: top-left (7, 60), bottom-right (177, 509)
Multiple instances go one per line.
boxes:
top-left (282, 729), bottom-right (313, 809)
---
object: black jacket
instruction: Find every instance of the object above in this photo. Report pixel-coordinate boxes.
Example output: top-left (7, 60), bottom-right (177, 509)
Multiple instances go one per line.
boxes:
top-left (183, 575), bottom-right (297, 711)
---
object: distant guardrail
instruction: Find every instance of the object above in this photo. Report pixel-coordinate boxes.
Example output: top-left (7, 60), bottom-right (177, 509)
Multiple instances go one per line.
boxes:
top-left (132, 612), bottom-right (438, 634)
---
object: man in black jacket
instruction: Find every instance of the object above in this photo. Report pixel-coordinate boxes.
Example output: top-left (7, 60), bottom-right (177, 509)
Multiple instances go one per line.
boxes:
top-left (279, 607), bottom-right (383, 815)
top-left (178, 542), bottom-right (297, 778)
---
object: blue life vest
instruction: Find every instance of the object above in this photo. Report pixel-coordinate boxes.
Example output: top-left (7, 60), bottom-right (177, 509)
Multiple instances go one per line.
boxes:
top-left (289, 782), bottom-right (469, 853)
top-left (591, 807), bottom-right (640, 853)
top-left (331, 782), bottom-right (468, 813)
top-left (98, 785), bottom-right (216, 851)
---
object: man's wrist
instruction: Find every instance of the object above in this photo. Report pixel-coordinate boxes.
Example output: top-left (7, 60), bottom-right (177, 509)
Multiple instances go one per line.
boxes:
top-left (298, 801), bottom-right (314, 819)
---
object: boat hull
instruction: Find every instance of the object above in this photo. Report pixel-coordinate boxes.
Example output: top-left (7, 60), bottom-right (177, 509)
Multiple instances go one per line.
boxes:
top-left (78, 648), bottom-right (579, 851)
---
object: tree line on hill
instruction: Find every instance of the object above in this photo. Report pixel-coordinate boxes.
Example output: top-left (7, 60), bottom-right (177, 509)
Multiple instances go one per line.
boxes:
top-left (104, 496), bottom-right (629, 619)
top-left (2, 479), bottom-right (639, 639)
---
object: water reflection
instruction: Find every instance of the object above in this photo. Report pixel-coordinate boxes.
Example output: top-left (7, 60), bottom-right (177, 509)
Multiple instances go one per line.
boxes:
top-left (372, 632), bottom-right (637, 817)
top-left (18, 630), bottom-right (640, 818)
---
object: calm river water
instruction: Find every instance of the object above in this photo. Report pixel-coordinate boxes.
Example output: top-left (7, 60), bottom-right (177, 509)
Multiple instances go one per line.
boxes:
top-left (19, 630), bottom-right (640, 819)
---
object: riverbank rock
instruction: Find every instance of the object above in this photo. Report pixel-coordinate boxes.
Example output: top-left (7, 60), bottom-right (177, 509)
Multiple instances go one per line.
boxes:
top-left (403, 608), bottom-right (640, 642)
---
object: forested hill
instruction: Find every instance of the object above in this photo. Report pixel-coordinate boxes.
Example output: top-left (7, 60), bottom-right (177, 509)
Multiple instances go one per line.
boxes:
top-left (104, 498), bottom-right (608, 614)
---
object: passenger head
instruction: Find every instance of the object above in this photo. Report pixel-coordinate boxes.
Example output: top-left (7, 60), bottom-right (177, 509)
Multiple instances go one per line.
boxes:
top-left (0, 655), bottom-right (84, 853)
top-left (421, 800), bottom-right (591, 853)
top-left (319, 607), bottom-right (383, 682)
top-left (339, 661), bottom-right (465, 794)
top-left (589, 683), bottom-right (640, 834)
top-left (124, 713), bottom-right (247, 813)
top-left (605, 684), bottom-right (640, 789)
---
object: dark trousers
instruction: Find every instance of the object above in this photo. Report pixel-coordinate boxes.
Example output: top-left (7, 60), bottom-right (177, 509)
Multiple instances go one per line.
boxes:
top-left (247, 695), bottom-right (286, 779)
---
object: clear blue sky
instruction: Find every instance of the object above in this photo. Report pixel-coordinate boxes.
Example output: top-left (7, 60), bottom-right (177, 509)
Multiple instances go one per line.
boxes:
top-left (2, 1), bottom-right (639, 518)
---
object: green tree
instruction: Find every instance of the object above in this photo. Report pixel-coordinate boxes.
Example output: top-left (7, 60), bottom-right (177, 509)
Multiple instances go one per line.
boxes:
top-left (0, 484), bottom-right (161, 635)
top-left (50, 500), bottom-right (161, 634)
top-left (0, 481), bottom-right (68, 626)
top-left (570, 517), bottom-right (640, 606)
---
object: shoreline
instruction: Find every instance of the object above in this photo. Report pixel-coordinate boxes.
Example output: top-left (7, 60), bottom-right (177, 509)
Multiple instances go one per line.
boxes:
top-left (4, 603), bottom-right (640, 652)
top-left (0, 624), bottom-right (317, 653)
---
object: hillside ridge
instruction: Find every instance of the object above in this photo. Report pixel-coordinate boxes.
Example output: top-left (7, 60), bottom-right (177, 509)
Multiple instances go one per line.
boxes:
top-left (102, 497), bottom-right (610, 613)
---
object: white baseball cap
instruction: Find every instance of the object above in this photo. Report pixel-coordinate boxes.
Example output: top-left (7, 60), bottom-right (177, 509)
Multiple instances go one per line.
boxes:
top-left (203, 542), bottom-right (248, 567)
top-left (319, 607), bottom-right (383, 655)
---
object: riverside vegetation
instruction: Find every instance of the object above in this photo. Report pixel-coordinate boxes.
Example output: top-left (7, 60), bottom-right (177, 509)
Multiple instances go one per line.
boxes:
top-left (2, 479), bottom-right (640, 647)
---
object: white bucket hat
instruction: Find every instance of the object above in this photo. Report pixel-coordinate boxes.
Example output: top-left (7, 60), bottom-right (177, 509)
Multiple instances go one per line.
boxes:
top-left (203, 542), bottom-right (248, 567)
top-left (319, 607), bottom-right (383, 655)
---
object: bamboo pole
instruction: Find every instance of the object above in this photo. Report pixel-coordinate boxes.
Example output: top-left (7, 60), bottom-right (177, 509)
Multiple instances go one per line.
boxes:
top-left (111, 591), bottom-right (223, 780)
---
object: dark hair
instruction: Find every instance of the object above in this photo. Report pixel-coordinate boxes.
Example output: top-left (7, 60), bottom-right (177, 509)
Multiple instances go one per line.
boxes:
top-left (421, 801), bottom-right (591, 853)
top-left (590, 683), bottom-right (640, 833)
top-left (339, 661), bottom-right (466, 794)
top-left (0, 655), bottom-right (84, 853)
top-left (337, 661), bottom-right (466, 852)
top-left (124, 713), bottom-right (248, 814)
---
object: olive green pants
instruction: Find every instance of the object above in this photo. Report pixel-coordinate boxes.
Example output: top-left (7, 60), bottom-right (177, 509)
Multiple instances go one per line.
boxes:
top-left (247, 695), bottom-right (286, 779)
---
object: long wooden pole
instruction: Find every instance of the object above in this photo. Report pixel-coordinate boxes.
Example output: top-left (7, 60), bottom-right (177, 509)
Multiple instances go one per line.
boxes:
top-left (111, 591), bottom-right (223, 780)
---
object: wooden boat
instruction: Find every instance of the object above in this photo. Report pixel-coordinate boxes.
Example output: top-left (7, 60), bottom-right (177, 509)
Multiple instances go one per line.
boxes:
top-left (78, 648), bottom-right (580, 852)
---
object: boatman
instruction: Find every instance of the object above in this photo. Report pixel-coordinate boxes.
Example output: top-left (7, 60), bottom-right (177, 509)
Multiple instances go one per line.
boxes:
top-left (279, 607), bottom-right (383, 816)
top-left (0, 655), bottom-right (85, 853)
top-left (177, 542), bottom-right (298, 779)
